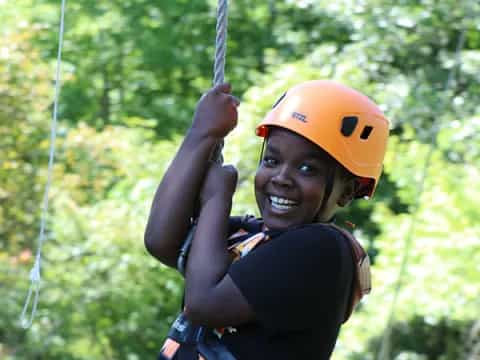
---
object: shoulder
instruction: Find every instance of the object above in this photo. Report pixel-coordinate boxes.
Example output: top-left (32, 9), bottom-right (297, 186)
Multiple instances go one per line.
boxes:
top-left (268, 222), bottom-right (349, 256)
top-left (257, 223), bottom-right (354, 283)
top-left (229, 222), bottom-right (352, 278)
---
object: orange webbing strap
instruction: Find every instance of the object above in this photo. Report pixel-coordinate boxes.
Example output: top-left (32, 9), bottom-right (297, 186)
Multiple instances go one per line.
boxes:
top-left (228, 232), bottom-right (269, 262)
top-left (160, 338), bottom-right (181, 359)
top-left (329, 224), bottom-right (371, 322)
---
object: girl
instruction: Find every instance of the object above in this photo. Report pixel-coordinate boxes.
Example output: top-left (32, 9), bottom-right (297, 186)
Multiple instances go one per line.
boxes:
top-left (145, 80), bottom-right (389, 359)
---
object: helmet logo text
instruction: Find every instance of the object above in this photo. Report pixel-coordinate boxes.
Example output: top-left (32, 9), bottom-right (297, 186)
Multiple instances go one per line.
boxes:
top-left (292, 112), bottom-right (307, 122)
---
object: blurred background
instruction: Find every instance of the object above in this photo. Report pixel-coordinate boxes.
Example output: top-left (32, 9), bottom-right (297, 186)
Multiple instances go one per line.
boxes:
top-left (1, 0), bottom-right (479, 359)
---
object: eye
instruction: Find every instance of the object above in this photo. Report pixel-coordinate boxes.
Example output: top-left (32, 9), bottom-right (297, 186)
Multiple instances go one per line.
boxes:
top-left (298, 163), bottom-right (315, 173)
top-left (262, 156), bottom-right (277, 167)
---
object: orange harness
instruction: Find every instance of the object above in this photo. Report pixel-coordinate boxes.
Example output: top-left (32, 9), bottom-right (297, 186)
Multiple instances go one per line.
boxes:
top-left (329, 223), bottom-right (371, 322)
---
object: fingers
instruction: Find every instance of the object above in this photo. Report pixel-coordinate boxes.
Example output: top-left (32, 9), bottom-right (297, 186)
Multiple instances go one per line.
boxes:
top-left (207, 83), bottom-right (240, 107)
top-left (223, 164), bottom-right (238, 191)
top-left (213, 82), bottom-right (231, 94)
top-left (223, 164), bottom-right (238, 176)
top-left (230, 95), bottom-right (240, 107)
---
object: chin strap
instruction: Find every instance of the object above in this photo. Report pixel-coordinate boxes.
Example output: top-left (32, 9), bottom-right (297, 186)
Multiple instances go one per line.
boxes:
top-left (315, 165), bottom-right (336, 222)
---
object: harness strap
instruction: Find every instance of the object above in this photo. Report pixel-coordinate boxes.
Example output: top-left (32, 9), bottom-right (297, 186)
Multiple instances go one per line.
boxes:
top-left (329, 223), bottom-right (371, 322)
top-left (160, 339), bottom-right (181, 359)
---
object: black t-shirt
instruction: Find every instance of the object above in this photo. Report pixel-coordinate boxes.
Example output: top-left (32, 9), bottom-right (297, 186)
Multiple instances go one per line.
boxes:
top-left (221, 217), bottom-right (354, 360)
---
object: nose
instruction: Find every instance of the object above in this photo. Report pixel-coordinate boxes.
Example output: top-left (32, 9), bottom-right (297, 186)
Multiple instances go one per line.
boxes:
top-left (271, 165), bottom-right (294, 187)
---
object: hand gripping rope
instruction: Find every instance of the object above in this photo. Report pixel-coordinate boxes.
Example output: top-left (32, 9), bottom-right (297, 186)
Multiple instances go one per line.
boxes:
top-left (20, 0), bottom-right (67, 328)
top-left (177, 0), bottom-right (229, 275)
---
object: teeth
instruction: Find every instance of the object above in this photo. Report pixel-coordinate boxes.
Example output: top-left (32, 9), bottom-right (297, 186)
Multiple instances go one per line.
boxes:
top-left (269, 196), bottom-right (298, 210)
top-left (272, 202), bottom-right (292, 210)
top-left (270, 196), bottom-right (297, 205)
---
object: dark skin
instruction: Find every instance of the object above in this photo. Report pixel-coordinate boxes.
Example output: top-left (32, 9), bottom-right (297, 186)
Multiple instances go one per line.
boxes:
top-left (256, 128), bottom-right (358, 229)
top-left (144, 84), bottom-right (358, 328)
top-left (144, 83), bottom-right (239, 268)
top-left (144, 83), bottom-right (252, 327)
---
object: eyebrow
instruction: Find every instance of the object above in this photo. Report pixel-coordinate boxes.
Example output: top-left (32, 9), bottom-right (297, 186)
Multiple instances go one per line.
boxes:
top-left (265, 143), bottom-right (280, 154)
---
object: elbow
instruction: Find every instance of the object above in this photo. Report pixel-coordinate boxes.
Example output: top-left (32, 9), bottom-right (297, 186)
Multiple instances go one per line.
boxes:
top-left (144, 228), bottom-right (164, 259)
top-left (184, 295), bottom-right (211, 326)
top-left (183, 288), bottom-right (225, 327)
top-left (144, 227), bottom-right (156, 255)
top-left (144, 228), bottom-right (177, 268)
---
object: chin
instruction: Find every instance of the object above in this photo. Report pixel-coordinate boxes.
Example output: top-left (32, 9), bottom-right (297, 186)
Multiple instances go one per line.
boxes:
top-left (263, 218), bottom-right (290, 230)
top-left (262, 213), bottom-right (311, 230)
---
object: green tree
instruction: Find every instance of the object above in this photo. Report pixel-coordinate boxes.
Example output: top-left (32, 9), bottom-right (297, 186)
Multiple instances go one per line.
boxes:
top-left (31, 0), bottom-right (354, 136)
top-left (0, 29), bottom-right (51, 252)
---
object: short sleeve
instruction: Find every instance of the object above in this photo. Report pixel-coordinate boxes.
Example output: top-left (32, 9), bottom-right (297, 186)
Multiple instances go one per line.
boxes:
top-left (228, 224), bottom-right (353, 333)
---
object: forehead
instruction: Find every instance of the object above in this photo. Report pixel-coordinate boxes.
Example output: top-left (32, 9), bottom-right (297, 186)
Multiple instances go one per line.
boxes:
top-left (266, 127), bottom-right (333, 161)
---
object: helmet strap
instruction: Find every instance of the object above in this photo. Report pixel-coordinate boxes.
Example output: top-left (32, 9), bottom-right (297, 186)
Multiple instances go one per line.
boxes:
top-left (316, 165), bottom-right (336, 222)
top-left (258, 138), bottom-right (266, 166)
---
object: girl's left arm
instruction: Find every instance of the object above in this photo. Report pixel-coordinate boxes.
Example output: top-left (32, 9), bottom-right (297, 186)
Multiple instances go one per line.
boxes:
top-left (183, 163), bottom-right (254, 328)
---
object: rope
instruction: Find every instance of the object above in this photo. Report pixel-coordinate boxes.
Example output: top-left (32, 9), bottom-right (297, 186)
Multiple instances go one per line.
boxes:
top-left (20, 0), bottom-right (67, 329)
top-left (213, 0), bottom-right (229, 87)
top-left (211, 0), bottom-right (229, 164)
top-left (376, 28), bottom-right (466, 360)
top-left (177, 0), bottom-right (230, 275)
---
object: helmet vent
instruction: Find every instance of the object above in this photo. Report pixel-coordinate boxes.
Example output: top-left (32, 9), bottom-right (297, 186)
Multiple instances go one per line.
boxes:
top-left (341, 116), bottom-right (358, 136)
top-left (272, 92), bottom-right (286, 109)
top-left (360, 126), bottom-right (373, 140)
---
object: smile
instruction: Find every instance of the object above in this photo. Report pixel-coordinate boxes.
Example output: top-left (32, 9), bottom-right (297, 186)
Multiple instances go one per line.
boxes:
top-left (269, 195), bottom-right (299, 210)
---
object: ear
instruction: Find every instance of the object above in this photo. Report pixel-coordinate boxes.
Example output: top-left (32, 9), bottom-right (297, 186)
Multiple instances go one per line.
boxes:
top-left (337, 178), bottom-right (359, 207)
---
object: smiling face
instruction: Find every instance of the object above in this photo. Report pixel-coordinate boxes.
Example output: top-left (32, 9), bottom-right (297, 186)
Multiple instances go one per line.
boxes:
top-left (255, 128), bottom-right (353, 230)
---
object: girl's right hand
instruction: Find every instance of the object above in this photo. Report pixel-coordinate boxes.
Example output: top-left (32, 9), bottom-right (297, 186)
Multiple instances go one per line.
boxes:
top-left (191, 83), bottom-right (240, 140)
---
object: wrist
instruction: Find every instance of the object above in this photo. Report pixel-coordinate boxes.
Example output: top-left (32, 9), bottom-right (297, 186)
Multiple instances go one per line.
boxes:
top-left (188, 125), bottom-right (222, 144)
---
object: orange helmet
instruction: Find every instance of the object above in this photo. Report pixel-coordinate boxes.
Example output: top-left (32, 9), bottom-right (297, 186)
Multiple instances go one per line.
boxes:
top-left (256, 80), bottom-right (390, 198)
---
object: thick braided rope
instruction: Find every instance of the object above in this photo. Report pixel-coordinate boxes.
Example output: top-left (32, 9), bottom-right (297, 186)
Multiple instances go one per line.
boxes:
top-left (211, 0), bottom-right (229, 163)
top-left (20, 0), bottom-right (67, 329)
top-left (376, 28), bottom-right (467, 360)
top-left (213, 0), bottom-right (228, 87)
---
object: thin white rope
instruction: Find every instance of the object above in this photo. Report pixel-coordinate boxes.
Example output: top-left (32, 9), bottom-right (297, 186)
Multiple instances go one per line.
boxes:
top-left (376, 28), bottom-right (466, 360)
top-left (20, 0), bottom-right (67, 329)
top-left (211, 0), bottom-right (229, 163)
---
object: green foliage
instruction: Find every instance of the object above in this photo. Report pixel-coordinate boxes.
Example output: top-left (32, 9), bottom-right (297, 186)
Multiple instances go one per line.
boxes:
top-left (359, 316), bottom-right (472, 360)
top-left (2, 125), bottom-right (185, 359)
top-left (0, 29), bottom-right (51, 252)
top-left (29, 0), bottom-right (355, 137)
